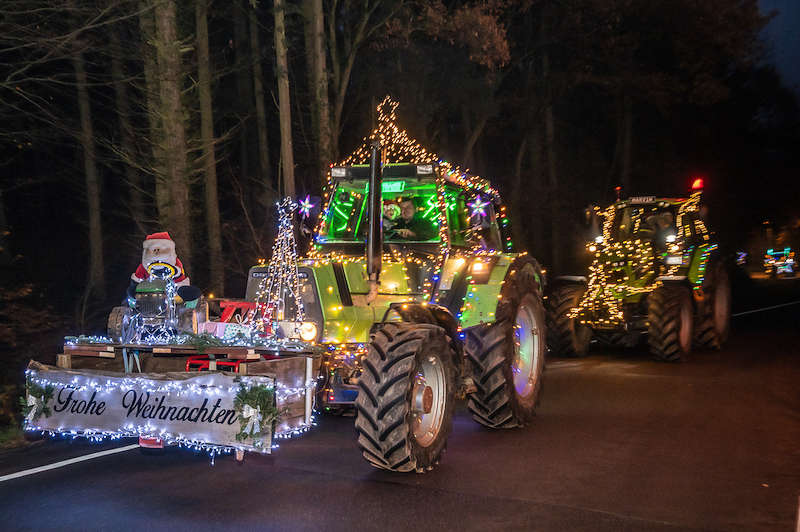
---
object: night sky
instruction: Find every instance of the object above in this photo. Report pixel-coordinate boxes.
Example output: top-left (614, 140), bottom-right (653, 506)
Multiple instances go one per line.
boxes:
top-left (760, 0), bottom-right (800, 91)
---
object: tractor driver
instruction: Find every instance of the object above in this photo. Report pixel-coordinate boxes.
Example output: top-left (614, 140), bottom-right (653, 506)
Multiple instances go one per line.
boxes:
top-left (389, 198), bottom-right (435, 241)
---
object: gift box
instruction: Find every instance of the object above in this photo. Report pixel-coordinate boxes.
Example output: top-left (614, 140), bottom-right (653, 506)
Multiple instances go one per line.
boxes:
top-left (201, 321), bottom-right (228, 338)
top-left (222, 322), bottom-right (253, 341)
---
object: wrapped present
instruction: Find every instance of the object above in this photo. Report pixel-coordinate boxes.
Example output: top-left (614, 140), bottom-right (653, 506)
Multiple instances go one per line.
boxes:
top-left (222, 322), bottom-right (253, 341)
top-left (201, 321), bottom-right (228, 337)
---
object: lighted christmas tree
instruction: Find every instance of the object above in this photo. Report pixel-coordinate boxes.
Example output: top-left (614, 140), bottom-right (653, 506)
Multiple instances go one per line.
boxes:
top-left (249, 198), bottom-right (306, 332)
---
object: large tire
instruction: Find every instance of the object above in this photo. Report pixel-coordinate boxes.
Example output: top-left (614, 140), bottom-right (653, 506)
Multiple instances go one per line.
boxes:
top-left (546, 284), bottom-right (591, 357)
top-left (107, 306), bottom-right (129, 340)
top-left (694, 263), bottom-right (731, 349)
top-left (355, 323), bottom-right (456, 472)
top-left (465, 261), bottom-right (546, 428)
top-left (647, 284), bottom-right (694, 362)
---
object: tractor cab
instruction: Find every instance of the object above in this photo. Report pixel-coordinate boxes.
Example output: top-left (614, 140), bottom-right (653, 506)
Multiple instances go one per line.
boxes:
top-left (314, 163), bottom-right (503, 255)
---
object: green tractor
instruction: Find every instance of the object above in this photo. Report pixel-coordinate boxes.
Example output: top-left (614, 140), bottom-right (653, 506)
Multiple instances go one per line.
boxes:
top-left (242, 99), bottom-right (547, 472)
top-left (547, 180), bottom-right (731, 362)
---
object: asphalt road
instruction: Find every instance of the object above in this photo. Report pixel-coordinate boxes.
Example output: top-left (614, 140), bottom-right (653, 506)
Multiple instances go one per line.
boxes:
top-left (1, 280), bottom-right (798, 531)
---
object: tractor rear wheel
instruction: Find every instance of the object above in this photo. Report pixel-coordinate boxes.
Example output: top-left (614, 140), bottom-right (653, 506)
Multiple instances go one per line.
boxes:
top-left (694, 263), bottom-right (731, 349)
top-left (466, 262), bottom-right (546, 428)
top-left (647, 284), bottom-right (694, 362)
top-left (355, 323), bottom-right (456, 472)
top-left (546, 284), bottom-right (591, 357)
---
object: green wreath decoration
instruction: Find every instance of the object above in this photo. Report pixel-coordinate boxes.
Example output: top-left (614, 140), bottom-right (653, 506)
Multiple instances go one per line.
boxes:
top-left (20, 380), bottom-right (54, 424)
top-left (233, 383), bottom-right (278, 446)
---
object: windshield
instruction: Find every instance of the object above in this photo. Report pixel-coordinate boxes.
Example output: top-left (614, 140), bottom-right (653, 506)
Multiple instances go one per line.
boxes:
top-left (317, 178), bottom-right (446, 244)
top-left (611, 205), bottom-right (677, 242)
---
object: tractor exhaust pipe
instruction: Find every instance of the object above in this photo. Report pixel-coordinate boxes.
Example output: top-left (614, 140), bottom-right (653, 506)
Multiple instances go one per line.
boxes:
top-left (366, 141), bottom-right (383, 303)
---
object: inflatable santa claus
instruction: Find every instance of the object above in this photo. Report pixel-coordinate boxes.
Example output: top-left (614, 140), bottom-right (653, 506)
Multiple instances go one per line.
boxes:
top-left (127, 232), bottom-right (201, 304)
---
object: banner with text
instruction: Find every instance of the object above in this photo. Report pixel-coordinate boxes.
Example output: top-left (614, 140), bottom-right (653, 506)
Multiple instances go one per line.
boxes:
top-left (24, 361), bottom-right (276, 452)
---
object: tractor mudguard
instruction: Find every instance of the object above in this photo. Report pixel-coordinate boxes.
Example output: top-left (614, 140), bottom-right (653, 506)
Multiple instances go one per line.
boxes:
top-left (379, 302), bottom-right (463, 372)
top-left (458, 254), bottom-right (544, 329)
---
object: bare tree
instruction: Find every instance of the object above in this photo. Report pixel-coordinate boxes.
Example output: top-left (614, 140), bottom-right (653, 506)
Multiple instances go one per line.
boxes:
top-left (249, 2), bottom-right (274, 204)
top-left (109, 25), bottom-right (148, 235)
top-left (195, 0), bottom-right (224, 295)
top-left (72, 44), bottom-right (105, 302)
top-left (326, 0), bottom-right (403, 159)
top-left (151, 0), bottom-right (192, 268)
top-left (304, 0), bottom-right (331, 180)
top-left (274, 0), bottom-right (295, 197)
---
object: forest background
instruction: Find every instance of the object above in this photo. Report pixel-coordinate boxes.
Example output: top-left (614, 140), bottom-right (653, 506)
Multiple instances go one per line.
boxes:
top-left (1, 1), bottom-right (798, 425)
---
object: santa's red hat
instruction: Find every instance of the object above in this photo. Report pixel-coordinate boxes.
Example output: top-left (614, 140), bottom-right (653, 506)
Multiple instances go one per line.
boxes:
top-left (143, 232), bottom-right (174, 248)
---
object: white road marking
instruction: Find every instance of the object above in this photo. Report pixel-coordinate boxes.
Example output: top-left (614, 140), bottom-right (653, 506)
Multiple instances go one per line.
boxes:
top-left (732, 300), bottom-right (800, 317)
top-left (0, 444), bottom-right (140, 483)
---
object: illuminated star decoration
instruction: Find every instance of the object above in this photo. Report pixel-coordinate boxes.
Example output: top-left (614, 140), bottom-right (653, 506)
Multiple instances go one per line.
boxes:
top-left (299, 195), bottom-right (314, 218)
top-left (469, 195), bottom-right (489, 217)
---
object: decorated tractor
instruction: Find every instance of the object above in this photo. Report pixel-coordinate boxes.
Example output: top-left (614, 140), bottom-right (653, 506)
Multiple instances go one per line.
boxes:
top-left (763, 247), bottom-right (795, 277)
top-left (547, 179), bottom-right (731, 362)
top-left (239, 97), bottom-right (548, 472)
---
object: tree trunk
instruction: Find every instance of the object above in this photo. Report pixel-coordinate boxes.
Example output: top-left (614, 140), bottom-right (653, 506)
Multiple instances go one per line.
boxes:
top-left (109, 28), bottom-right (147, 236)
top-left (620, 92), bottom-right (633, 191)
top-left (542, 40), bottom-right (561, 274)
top-left (72, 48), bottom-right (105, 300)
top-left (527, 127), bottom-right (545, 261)
top-left (326, 0), bottom-right (340, 158)
top-left (234, 0), bottom-right (252, 184)
top-left (274, 0), bottom-right (295, 198)
top-left (0, 189), bottom-right (12, 268)
top-left (138, 0), bottom-right (167, 222)
top-left (249, 5), bottom-right (274, 205)
top-left (462, 108), bottom-right (489, 170)
top-left (306, 0), bottom-right (332, 178)
top-left (196, 0), bottom-right (224, 296)
top-left (510, 136), bottom-right (528, 250)
top-left (154, 0), bottom-right (192, 269)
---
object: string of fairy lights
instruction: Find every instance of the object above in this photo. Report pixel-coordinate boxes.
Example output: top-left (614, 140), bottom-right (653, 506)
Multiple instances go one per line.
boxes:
top-left (23, 367), bottom-right (320, 457)
top-left (569, 190), bottom-right (714, 327)
top-left (302, 96), bottom-right (517, 397)
top-left (248, 198), bottom-right (306, 332)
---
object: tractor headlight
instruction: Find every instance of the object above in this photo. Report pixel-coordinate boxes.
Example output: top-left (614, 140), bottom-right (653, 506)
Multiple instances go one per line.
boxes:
top-left (299, 321), bottom-right (318, 342)
top-left (664, 255), bottom-right (683, 265)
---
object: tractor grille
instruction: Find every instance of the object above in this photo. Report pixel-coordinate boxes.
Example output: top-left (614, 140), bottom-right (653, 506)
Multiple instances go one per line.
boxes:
top-left (136, 293), bottom-right (167, 318)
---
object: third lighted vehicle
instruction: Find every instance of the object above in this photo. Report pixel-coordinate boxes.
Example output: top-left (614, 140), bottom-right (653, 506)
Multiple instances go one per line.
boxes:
top-left (764, 247), bottom-right (795, 277)
top-left (237, 98), bottom-right (547, 472)
top-left (547, 179), bottom-right (731, 362)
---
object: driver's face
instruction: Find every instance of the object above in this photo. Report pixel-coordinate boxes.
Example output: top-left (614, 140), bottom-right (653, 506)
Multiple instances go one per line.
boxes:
top-left (400, 201), bottom-right (415, 221)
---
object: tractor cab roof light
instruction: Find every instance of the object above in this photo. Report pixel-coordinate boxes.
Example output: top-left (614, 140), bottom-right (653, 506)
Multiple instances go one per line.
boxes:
top-left (416, 164), bottom-right (433, 175)
top-left (691, 177), bottom-right (704, 191)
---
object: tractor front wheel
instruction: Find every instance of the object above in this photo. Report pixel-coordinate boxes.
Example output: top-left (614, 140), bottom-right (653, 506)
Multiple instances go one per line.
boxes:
top-left (694, 263), bottom-right (731, 349)
top-left (647, 284), bottom-right (694, 362)
top-left (466, 261), bottom-right (546, 429)
top-left (546, 283), bottom-right (592, 357)
top-left (355, 323), bottom-right (456, 472)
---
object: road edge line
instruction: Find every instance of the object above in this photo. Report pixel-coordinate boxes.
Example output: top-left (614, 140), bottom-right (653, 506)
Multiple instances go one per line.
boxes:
top-left (0, 443), bottom-right (140, 483)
